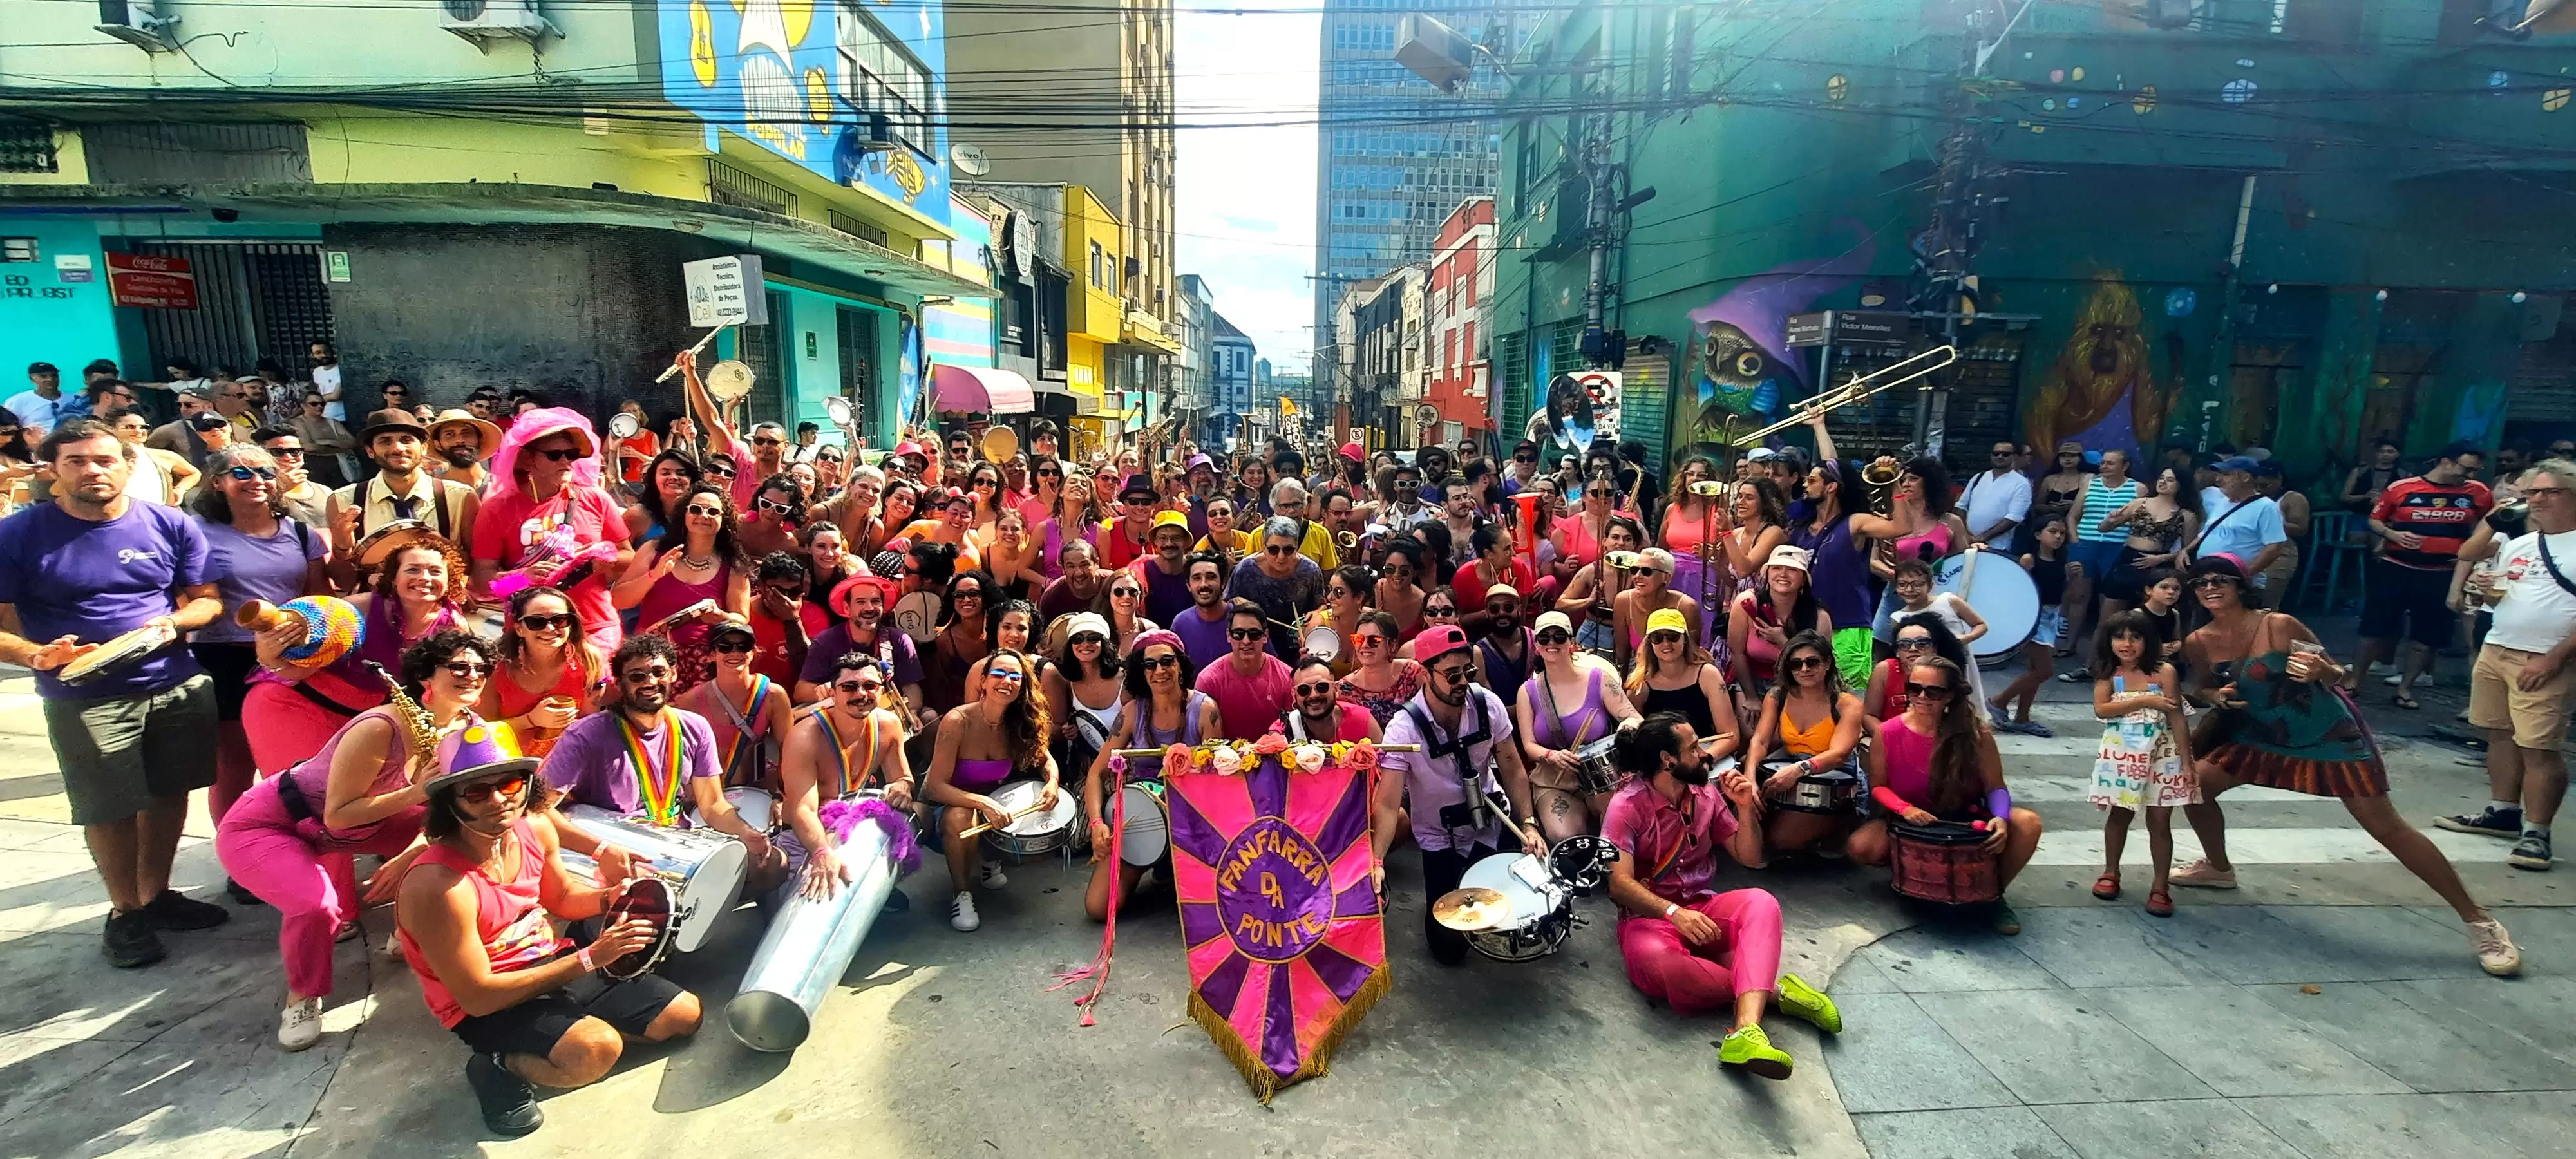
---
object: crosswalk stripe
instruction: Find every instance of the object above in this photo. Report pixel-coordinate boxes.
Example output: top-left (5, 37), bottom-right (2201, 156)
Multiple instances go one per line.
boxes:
top-left (2029, 825), bottom-right (2505, 866)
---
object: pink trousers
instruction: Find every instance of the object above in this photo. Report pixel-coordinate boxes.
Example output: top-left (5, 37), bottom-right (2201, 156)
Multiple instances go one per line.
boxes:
top-left (214, 777), bottom-right (419, 998)
top-left (240, 681), bottom-right (354, 778)
top-left (1617, 887), bottom-right (1785, 1017)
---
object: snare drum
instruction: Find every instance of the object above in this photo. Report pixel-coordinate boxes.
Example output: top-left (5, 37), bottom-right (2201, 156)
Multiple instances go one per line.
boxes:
top-left (1455, 851), bottom-right (1575, 963)
top-left (1568, 733), bottom-right (1626, 797)
top-left (981, 780), bottom-right (1079, 859)
top-left (1116, 782), bottom-right (1170, 867)
top-left (1766, 760), bottom-right (1861, 815)
top-left (696, 786), bottom-right (777, 833)
top-left (1888, 820), bottom-right (2002, 905)
top-left (561, 807), bottom-right (752, 953)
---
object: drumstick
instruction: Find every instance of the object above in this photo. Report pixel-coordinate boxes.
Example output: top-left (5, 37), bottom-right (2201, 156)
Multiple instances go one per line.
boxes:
top-left (652, 325), bottom-right (733, 384)
top-left (959, 802), bottom-right (1052, 839)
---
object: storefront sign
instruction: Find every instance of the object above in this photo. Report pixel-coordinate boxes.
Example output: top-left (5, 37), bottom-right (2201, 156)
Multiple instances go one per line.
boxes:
top-left (107, 252), bottom-right (197, 310)
top-left (683, 254), bottom-right (767, 326)
top-left (53, 254), bottom-right (93, 284)
top-left (325, 251), bottom-right (352, 283)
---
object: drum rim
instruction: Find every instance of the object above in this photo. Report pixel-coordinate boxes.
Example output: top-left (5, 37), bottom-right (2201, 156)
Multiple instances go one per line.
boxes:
top-left (669, 837), bottom-right (750, 952)
top-left (602, 876), bottom-right (677, 981)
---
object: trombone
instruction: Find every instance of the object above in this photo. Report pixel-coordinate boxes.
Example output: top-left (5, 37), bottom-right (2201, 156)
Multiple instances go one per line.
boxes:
top-left (1732, 345), bottom-right (1959, 447)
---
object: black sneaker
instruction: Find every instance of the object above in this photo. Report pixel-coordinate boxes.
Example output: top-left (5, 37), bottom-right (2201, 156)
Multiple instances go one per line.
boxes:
top-left (225, 878), bottom-right (266, 907)
top-left (102, 909), bottom-right (166, 968)
top-left (140, 890), bottom-right (232, 931)
top-left (464, 1051), bottom-right (543, 1136)
top-left (882, 887), bottom-right (911, 915)
top-left (2510, 832), bottom-right (2553, 872)
top-left (2436, 806), bottom-right (2523, 840)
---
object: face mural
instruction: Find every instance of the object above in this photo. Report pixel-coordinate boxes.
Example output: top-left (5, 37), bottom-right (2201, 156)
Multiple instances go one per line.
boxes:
top-left (2025, 276), bottom-right (2182, 457)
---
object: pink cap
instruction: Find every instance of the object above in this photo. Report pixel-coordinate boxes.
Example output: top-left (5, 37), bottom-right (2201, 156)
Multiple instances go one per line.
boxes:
top-left (1414, 624), bottom-right (1472, 663)
top-left (1338, 441), bottom-right (1364, 462)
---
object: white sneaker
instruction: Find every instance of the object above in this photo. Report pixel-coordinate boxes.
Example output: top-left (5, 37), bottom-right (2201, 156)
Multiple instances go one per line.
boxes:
top-left (278, 995), bottom-right (323, 1051)
top-left (950, 891), bottom-right (981, 932)
top-left (2470, 917), bottom-right (2523, 977)
top-left (979, 861), bottom-right (1009, 890)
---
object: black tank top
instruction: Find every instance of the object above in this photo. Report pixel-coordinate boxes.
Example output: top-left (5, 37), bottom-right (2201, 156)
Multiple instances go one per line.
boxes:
top-left (1640, 677), bottom-right (1718, 739)
top-left (2029, 552), bottom-right (2069, 607)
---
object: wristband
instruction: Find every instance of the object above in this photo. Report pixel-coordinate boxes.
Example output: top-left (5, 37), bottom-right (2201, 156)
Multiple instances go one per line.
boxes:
top-left (1663, 902), bottom-right (1680, 919)
top-left (577, 947), bottom-right (596, 972)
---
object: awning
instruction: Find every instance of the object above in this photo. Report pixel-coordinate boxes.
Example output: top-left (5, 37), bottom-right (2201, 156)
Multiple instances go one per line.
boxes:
top-left (931, 363), bottom-right (1036, 415)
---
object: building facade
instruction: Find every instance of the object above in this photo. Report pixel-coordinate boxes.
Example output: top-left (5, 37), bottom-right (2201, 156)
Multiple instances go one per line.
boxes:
top-left (1425, 197), bottom-right (1495, 444)
top-left (1487, 0), bottom-right (2576, 489)
top-left (1211, 312), bottom-right (1257, 446)
top-left (1175, 274), bottom-right (1215, 440)
top-left (1340, 265), bottom-right (1427, 450)
top-left (947, 0), bottom-right (1180, 443)
top-left (0, 0), bottom-right (986, 446)
top-left (1311, 1), bottom-right (1531, 384)
top-left (965, 181), bottom-right (1153, 456)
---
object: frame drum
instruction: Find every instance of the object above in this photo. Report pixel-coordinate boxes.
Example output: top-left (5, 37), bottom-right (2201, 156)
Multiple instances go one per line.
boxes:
top-left (1933, 549), bottom-right (2041, 662)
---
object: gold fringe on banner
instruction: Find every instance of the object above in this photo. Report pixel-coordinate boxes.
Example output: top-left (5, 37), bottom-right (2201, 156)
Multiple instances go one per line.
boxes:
top-left (1186, 966), bottom-right (1392, 1104)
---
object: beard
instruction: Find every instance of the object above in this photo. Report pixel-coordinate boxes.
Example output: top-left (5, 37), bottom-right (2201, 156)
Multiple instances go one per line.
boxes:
top-left (1669, 750), bottom-right (1710, 786)
top-left (440, 444), bottom-right (481, 468)
top-left (1489, 614), bottom-right (1519, 634)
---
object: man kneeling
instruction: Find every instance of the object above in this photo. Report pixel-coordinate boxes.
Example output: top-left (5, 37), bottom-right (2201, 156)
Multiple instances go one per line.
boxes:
top-left (397, 731), bottom-right (702, 1136)
top-left (1603, 713), bottom-right (1843, 1079)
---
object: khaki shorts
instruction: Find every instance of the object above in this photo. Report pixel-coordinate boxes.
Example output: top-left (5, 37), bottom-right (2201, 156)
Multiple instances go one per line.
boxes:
top-left (41, 674), bottom-right (219, 826)
top-left (2468, 644), bottom-right (2576, 751)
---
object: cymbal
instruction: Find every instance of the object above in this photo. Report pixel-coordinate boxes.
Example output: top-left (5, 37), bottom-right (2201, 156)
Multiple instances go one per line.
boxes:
top-left (1432, 887), bottom-right (1510, 931)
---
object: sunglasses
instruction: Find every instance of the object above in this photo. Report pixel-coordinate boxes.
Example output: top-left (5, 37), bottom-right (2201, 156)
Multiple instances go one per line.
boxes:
top-left (1228, 627), bottom-right (1267, 641)
top-left (621, 668), bottom-right (672, 684)
top-left (444, 661), bottom-right (493, 679)
top-left (712, 638), bottom-right (756, 655)
top-left (1110, 586), bottom-right (1141, 598)
top-left (1513, 455), bottom-right (1536, 464)
top-left (1429, 664), bottom-right (1474, 683)
top-left (1535, 630), bottom-right (1573, 645)
top-left (518, 612), bottom-right (575, 632)
top-left (1354, 632), bottom-right (1389, 647)
top-left (756, 498), bottom-right (795, 515)
top-left (820, 453), bottom-right (845, 465)
top-left (455, 775), bottom-right (529, 803)
top-left (705, 465), bottom-right (737, 478)
top-left (1294, 681), bottom-right (1335, 696)
top-left (1787, 655), bottom-right (1828, 672)
top-left (984, 666), bottom-right (1026, 684)
top-left (835, 679), bottom-right (884, 694)
top-left (1894, 636), bottom-right (1935, 650)
top-left (1425, 605), bottom-right (1457, 617)
top-left (752, 437), bottom-right (783, 447)
top-left (685, 504), bottom-right (725, 518)
top-left (532, 448), bottom-right (582, 462)
top-left (2188, 576), bottom-right (2237, 590)
top-left (1904, 681), bottom-right (1955, 699)
top-left (1069, 633), bottom-right (1106, 647)
top-left (268, 445), bottom-right (307, 459)
top-left (1649, 631), bottom-right (1685, 645)
top-left (1264, 544), bottom-right (1298, 556)
top-left (951, 589), bottom-right (985, 602)
top-left (225, 466), bottom-right (278, 481)
top-left (1141, 654), bottom-right (1184, 670)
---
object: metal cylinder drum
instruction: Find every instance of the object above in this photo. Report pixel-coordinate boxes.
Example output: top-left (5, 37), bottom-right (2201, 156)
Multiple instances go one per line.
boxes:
top-left (724, 816), bottom-right (898, 1052)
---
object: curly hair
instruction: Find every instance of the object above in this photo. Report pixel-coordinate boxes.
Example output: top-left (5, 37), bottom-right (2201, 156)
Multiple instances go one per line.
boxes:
top-left (397, 628), bottom-right (495, 701)
top-left (972, 648), bottom-right (1051, 772)
top-left (372, 538), bottom-right (467, 611)
top-left (656, 482), bottom-right (745, 567)
top-left (1121, 633), bottom-right (1191, 703)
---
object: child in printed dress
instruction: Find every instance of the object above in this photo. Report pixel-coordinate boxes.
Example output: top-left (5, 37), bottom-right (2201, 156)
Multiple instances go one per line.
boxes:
top-left (1988, 518), bottom-right (2071, 735)
top-left (2088, 608), bottom-right (2197, 916)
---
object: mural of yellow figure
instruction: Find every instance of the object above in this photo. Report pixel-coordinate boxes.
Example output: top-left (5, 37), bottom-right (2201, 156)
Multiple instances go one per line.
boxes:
top-left (2027, 276), bottom-right (2172, 455)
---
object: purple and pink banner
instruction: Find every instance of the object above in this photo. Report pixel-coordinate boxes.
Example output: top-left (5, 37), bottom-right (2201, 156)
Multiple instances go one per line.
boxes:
top-left (1168, 756), bottom-right (1388, 1102)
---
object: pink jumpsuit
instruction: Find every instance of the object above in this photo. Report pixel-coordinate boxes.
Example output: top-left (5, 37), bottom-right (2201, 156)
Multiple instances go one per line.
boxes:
top-left (1602, 779), bottom-right (1786, 1016)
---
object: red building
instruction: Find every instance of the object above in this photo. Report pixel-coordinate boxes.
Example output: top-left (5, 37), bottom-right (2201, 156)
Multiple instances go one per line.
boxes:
top-left (1425, 198), bottom-right (1495, 440)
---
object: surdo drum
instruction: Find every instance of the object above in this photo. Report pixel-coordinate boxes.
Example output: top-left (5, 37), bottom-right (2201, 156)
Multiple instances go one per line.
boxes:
top-left (1888, 820), bottom-right (2002, 905)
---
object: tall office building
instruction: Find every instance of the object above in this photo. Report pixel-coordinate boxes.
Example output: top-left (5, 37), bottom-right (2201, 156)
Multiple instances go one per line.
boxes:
top-left (1311, 1), bottom-right (1525, 385)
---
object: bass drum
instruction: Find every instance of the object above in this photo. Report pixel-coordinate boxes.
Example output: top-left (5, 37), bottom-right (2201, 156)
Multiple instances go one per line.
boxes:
top-left (1933, 549), bottom-right (2040, 662)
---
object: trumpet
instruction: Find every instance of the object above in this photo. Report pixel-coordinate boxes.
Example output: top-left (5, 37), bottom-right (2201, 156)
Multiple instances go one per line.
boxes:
top-left (1732, 345), bottom-right (1959, 447)
top-left (1335, 530), bottom-right (1359, 551)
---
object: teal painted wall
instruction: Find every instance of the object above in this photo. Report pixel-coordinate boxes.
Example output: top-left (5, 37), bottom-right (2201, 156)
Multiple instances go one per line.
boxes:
top-left (0, 218), bottom-right (120, 388)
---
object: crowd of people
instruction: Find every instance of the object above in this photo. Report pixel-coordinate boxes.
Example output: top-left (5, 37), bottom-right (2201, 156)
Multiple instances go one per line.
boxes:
top-left (0, 350), bottom-right (2552, 1137)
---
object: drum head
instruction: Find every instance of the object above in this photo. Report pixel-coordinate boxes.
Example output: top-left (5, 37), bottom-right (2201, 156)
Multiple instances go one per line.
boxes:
top-left (721, 787), bottom-right (776, 833)
top-left (706, 359), bottom-right (757, 400)
top-left (1456, 853), bottom-right (1559, 930)
top-left (1302, 624), bottom-right (1340, 662)
top-left (1933, 551), bottom-right (2041, 662)
top-left (670, 838), bottom-right (750, 953)
top-left (1548, 834), bottom-right (1619, 892)
top-left (824, 395), bottom-right (854, 426)
top-left (891, 591), bottom-right (943, 645)
top-left (354, 520), bottom-right (437, 569)
top-left (1117, 784), bottom-right (1170, 866)
top-left (58, 625), bottom-right (167, 684)
top-left (608, 413), bottom-right (641, 440)
top-left (601, 876), bottom-right (676, 981)
top-left (991, 780), bottom-right (1077, 836)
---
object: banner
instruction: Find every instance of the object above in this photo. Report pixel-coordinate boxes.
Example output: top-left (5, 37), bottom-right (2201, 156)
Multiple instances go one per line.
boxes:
top-left (1165, 742), bottom-right (1388, 1102)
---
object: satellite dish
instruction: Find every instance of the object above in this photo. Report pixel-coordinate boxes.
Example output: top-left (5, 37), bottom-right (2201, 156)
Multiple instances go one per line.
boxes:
top-left (950, 144), bottom-right (991, 177)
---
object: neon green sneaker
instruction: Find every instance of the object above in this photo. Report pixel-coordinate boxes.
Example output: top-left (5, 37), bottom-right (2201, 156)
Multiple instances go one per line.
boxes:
top-left (1776, 972), bottom-right (1842, 1034)
top-left (1719, 1024), bottom-right (1794, 1080)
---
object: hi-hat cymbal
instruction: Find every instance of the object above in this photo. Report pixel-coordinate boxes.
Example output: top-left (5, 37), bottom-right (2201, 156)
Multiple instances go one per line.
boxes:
top-left (1433, 887), bottom-right (1510, 931)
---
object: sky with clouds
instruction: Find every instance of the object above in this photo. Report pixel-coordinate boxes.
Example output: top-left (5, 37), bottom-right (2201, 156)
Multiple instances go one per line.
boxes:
top-left (1175, 3), bottom-right (1321, 377)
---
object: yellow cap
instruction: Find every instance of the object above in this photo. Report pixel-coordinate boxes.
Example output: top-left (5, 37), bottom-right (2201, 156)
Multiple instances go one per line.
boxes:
top-left (1645, 607), bottom-right (1690, 637)
top-left (1151, 509), bottom-right (1191, 534)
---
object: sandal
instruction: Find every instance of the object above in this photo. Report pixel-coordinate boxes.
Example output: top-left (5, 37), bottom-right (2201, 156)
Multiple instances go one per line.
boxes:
top-left (2092, 872), bottom-right (2121, 901)
top-left (2057, 667), bottom-right (2092, 683)
top-left (2393, 694), bottom-right (2421, 711)
top-left (2145, 888), bottom-right (2174, 918)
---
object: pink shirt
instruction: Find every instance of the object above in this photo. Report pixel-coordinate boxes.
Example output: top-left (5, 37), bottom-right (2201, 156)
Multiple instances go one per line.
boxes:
top-left (472, 482), bottom-right (630, 650)
top-left (1601, 778), bottom-right (1741, 908)
top-left (1265, 701), bottom-right (1376, 743)
top-left (1193, 652), bottom-right (1294, 740)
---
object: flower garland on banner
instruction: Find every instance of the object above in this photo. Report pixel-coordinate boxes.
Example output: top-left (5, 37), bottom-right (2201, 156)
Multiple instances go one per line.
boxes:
top-left (1117, 738), bottom-right (1382, 778)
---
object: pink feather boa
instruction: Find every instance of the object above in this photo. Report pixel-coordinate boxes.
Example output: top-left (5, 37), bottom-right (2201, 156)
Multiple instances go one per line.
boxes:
top-left (817, 797), bottom-right (922, 874)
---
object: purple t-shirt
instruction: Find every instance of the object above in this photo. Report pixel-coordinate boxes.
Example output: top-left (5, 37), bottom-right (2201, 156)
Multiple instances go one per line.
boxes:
top-left (798, 620), bottom-right (923, 689)
top-left (0, 501), bottom-right (213, 699)
top-left (1790, 515), bottom-right (1871, 628)
top-left (1139, 557), bottom-right (1193, 627)
top-left (1379, 685), bottom-right (1516, 853)
top-left (194, 517), bottom-right (327, 645)
top-left (538, 708), bottom-right (722, 817)
top-left (1170, 603), bottom-right (1231, 679)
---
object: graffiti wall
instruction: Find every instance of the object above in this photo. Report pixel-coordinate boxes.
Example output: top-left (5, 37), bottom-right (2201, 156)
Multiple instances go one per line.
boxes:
top-left (2019, 274), bottom-right (2192, 458)
top-left (1674, 225), bottom-right (1876, 457)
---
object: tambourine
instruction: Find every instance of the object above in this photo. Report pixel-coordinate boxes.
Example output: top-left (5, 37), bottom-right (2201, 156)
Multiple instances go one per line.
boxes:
top-left (598, 876), bottom-right (677, 981)
top-left (58, 623), bottom-right (175, 684)
top-left (642, 598), bottom-right (721, 637)
top-left (705, 360), bottom-right (757, 402)
top-left (1301, 623), bottom-right (1341, 662)
top-left (980, 425), bottom-right (1019, 462)
top-left (354, 519), bottom-right (439, 569)
top-left (1604, 550), bottom-right (1643, 570)
top-left (608, 413), bottom-right (641, 440)
top-left (1688, 480), bottom-right (1727, 497)
top-left (823, 395), bottom-right (854, 428)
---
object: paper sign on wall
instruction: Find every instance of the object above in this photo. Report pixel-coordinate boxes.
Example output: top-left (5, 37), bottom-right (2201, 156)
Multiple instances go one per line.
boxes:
top-left (683, 254), bottom-right (768, 327)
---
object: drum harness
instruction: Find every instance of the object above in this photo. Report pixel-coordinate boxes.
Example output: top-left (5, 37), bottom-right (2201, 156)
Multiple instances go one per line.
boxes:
top-left (1405, 693), bottom-right (1497, 838)
top-left (709, 674), bottom-right (779, 789)
top-left (351, 475), bottom-right (456, 541)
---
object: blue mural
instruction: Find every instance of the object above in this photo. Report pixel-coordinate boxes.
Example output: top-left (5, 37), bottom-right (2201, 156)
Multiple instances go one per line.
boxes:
top-left (659, 0), bottom-right (949, 225)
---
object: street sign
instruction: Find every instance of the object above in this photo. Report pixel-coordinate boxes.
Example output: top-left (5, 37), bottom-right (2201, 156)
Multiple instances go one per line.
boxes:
top-left (325, 251), bottom-right (351, 283)
top-left (683, 254), bottom-right (768, 327)
top-left (1832, 310), bottom-right (1915, 345)
top-left (106, 252), bottom-right (197, 310)
top-left (53, 254), bottom-right (93, 284)
top-left (1786, 312), bottom-right (1830, 347)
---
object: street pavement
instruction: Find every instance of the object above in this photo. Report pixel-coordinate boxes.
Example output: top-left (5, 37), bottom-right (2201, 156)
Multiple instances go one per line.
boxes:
top-left (0, 613), bottom-right (2567, 1158)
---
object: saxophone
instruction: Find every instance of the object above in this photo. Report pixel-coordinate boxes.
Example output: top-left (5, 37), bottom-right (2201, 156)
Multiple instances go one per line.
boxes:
top-left (366, 661), bottom-right (442, 773)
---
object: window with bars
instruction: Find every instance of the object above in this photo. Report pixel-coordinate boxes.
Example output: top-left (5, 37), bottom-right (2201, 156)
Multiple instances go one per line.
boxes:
top-left (0, 122), bottom-right (55, 173)
top-left (708, 160), bottom-right (797, 217)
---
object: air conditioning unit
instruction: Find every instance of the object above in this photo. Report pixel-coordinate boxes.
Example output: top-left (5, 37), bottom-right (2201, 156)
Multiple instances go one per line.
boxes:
top-left (95, 0), bottom-right (178, 52)
top-left (440, 0), bottom-right (558, 48)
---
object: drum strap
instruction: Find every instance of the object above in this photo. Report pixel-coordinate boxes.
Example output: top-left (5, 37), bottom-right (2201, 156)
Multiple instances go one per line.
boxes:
top-left (1408, 696), bottom-right (1492, 831)
top-left (812, 706), bottom-right (880, 798)
top-left (1646, 798), bottom-right (1698, 886)
top-left (617, 710), bottom-right (688, 827)
top-left (714, 675), bottom-right (774, 788)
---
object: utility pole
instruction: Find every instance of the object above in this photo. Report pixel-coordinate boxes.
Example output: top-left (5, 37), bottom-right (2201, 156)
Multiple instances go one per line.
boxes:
top-left (1578, 16), bottom-right (1619, 372)
top-left (1913, 3), bottom-right (2020, 458)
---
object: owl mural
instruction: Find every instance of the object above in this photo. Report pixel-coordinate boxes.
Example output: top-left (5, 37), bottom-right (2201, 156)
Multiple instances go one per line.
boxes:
top-left (1678, 225), bottom-right (1877, 458)
top-left (1690, 321), bottom-right (1792, 429)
